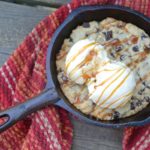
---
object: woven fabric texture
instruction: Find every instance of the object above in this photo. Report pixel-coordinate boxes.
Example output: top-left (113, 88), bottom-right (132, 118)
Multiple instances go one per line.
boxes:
top-left (0, 0), bottom-right (150, 150)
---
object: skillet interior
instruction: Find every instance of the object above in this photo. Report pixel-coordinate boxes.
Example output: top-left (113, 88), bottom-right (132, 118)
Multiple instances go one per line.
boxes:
top-left (49, 5), bottom-right (150, 126)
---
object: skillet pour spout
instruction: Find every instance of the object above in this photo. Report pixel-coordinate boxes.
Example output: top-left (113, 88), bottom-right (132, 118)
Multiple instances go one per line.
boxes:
top-left (0, 5), bottom-right (150, 133)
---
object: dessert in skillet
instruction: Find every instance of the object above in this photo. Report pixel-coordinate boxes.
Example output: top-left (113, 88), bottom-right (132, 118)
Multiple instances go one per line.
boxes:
top-left (56, 17), bottom-right (150, 120)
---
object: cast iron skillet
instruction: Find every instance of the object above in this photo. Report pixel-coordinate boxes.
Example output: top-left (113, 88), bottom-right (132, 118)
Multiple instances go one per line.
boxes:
top-left (0, 5), bottom-right (150, 133)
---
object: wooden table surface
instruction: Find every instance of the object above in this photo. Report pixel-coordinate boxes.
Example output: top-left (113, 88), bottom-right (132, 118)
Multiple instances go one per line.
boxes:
top-left (0, 1), bottom-right (123, 150)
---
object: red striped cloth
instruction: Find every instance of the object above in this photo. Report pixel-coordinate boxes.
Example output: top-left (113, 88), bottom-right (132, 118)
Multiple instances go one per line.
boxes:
top-left (0, 0), bottom-right (150, 150)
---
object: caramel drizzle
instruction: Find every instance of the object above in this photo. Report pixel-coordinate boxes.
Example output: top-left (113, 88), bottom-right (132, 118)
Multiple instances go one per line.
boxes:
top-left (66, 42), bottom-right (97, 71)
top-left (127, 52), bottom-right (146, 68)
top-left (115, 94), bottom-right (131, 109)
top-left (95, 92), bottom-right (132, 119)
top-left (95, 69), bottom-right (122, 87)
top-left (103, 35), bottom-right (138, 47)
top-left (104, 91), bottom-right (132, 109)
top-left (68, 57), bottom-right (88, 77)
top-left (89, 61), bottom-right (110, 75)
top-left (94, 67), bottom-right (121, 79)
top-left (98, 70), bottom-right (131, 107)
top-left (94, 69), bottom-right (125, 104)
top-left (68, 49), bottom-right (97, 77)
top-left (75, 61), bottom-right (110, 83)
top-left (88, 68), bottom-right (122, 97)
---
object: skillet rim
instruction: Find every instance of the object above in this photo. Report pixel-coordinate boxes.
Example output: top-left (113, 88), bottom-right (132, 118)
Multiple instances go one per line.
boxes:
top-left (46, 5), bottom-right (150, 127)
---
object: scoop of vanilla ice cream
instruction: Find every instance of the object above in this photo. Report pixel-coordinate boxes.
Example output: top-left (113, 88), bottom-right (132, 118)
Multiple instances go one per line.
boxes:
top-left (65, 39), bottom-right (136, 109)
top-left (88, 61), bottom-right (136, 109)
top-left (65, 39), bottom-right (109, 84)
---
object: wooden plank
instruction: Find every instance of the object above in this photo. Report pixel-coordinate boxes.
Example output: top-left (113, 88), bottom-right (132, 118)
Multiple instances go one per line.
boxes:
top-left (1, 0), bottom-right (70, 8)
top-left (72, 119), bottom-right (123, 150)
top-left (0, 2), bottom-right (123, 150)
top-left (0, 1), bottom-right (55, 55)
top-left (28, 0), bottom-right (70, 7)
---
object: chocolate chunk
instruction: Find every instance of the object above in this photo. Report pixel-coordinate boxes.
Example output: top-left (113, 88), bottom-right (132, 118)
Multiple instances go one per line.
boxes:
top-left (115, 45), bottom-right (123, 52)
top-left (85, 33), bottom-right (89, 37)
top-left (113, 111), bottom-right (120, 120)
top-left (136, 100), bottom-right (142, 106)
top-left (143, 82), bottom-right (150, 89)
top-left (58, 68), bottom-right (62, 73)
top-left (96, 28), bottom-right (100, 32)
top-left (138, 88), bottom-right (145, 95)
top-left (132, 46), bottom-right (139, 52)
top-left (103, 31), bottom-right (113, 41)
top-left (143, 81), bottom-right (146, 86)
top-left (120, 55), bottom-right (126, 61)
top-left (141, 33), bottom-right (148, 39)
top-left (82, 22), bottom-right (90, 28)
top-left (130, 102), bottom-right (136, 110)
top-left (131, 96), bottom-right (135, 100)
top-left (146, 85), bottom-right (150, 89)
top-left (110, 52), bottom-right (115, 58)
top-left (70, 37), bottom-right (73, 42)
top-left (144, 96), bottom-right (150, 102)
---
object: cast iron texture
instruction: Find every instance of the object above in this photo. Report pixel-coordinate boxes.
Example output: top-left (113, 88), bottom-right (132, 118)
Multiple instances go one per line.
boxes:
top-left (48, 5), bottom-right (150, 127)
top-left (0, 5), bottom-right (150, 133)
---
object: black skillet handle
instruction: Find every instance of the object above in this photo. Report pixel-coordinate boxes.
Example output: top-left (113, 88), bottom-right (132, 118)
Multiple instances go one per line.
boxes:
top-left (0, 87), bottom-right (59, 133)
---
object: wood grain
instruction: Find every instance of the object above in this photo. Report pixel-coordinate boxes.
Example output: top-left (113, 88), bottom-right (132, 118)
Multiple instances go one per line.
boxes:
top-left (1, 0), bottom-right (70, 8)
top-left (0, 1), bottom-right (54, 55)
top-left (0, 1), bottom-right (123, 150)
top-left (33, 0), bottom-right (70, 7)
top-left (72, 119), bottom-right (123, 150)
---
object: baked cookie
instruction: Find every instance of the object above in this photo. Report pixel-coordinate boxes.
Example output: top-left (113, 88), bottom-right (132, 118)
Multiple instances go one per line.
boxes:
top-left (56, 17), bottom-right (150, 120)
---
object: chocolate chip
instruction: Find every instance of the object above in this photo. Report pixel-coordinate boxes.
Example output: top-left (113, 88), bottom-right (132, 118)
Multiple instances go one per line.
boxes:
top-left (113, 111), bottom-right (120, 120)
top-left (138, 88), bottom-right (145, 95)
top-left (85, 33), bottom-right (89, 37)
top-left (138, 91), bottom-right (142, 96)
top-left (58, 68), bottom-right (62, 73)
top-left (103, 31), bottom-right (113, 41)
top-left (141, 33), bottom-right (148, 39)
top-left (115, 46), bottom-right (123, 52)
top-left (144, 96), bottom-right (150, 102)
top-left (130, 102), bottom-right (136, 110)
top-left (96, 28), bottom-right (100, 32)
top-left (120, 55), bottom-right (126, 61)
top-left (143, 82), bottom-right (150, 89)
top-left (146, 85), bottom-right (150, 89)
top-left (136, 100), bottom-right (142, 106)
top-left (143, 81), bottom-right (146, 86)
top-left (82, 22), bottom-right (90, 28)
top-left (110, 52), bottom-right (115, 58)
top-left (132, 46), bottom-right (139, 52)
top-left (70, 37), bottom-right (73, 42)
